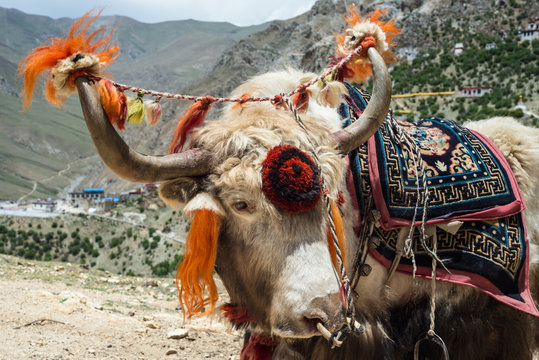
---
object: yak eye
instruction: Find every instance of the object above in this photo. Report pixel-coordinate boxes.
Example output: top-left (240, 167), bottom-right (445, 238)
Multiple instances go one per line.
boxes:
top-left (233, 201), bottom-right (249, 212)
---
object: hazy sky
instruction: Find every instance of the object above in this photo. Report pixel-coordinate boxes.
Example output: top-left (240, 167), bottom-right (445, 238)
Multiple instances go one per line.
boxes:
top-left (0, 0), bottom-right (318, 26)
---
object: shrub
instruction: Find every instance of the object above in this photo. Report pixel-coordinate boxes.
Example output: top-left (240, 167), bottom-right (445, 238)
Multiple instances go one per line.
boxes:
top-left (142, 239), bottom-right (150, 250)
top-left (152, 260), bottom-right (171, 276)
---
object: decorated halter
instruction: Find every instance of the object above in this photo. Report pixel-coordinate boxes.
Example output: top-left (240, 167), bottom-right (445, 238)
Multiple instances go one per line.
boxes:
top-left (18, 5), bottom-right (400, 352)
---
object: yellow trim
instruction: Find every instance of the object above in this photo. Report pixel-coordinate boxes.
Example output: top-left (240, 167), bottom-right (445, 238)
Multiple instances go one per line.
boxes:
top-left (392, 91), bottom-right (455, 98)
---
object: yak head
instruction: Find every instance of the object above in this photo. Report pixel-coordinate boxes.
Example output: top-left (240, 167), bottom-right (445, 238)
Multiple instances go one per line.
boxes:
top-left (76, 47), bottom-right (391, 339)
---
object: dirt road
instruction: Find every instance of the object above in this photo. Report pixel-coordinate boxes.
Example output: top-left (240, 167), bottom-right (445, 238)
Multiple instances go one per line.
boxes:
top-left (0, 255), bottom-right (242, 360)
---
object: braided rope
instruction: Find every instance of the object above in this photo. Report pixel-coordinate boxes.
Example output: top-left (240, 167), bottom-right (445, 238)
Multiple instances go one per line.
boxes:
top-left (284, 98), bottom-right (356, 337)
top-left (428, 231), bottom-right (438, 337)
top-left (88, 44), bottom-right (365, 105)
top-left (387, 116), bottom-right (449, 274)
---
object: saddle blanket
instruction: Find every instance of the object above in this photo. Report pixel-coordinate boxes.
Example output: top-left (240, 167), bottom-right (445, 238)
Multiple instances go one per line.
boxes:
top-left (369, 117), bottom-right (524, 230)
top-left (339, 83), bottom-right (538, 316)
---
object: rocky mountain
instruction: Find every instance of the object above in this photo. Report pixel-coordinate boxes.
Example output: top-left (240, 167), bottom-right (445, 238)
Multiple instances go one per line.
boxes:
top-left (1, 0), bottom-right (537, 199)
top-left (0, 7), bottom-right (267, 200)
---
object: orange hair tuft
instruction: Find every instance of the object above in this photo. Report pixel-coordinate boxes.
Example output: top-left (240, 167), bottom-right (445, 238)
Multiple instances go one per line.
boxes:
top-left (176, 209), bottom-right (221, 317)
top-left (326, 199), bottom-right (347, 271)
top-left (168, 97), bottom-right (214, 154)
top-left (336, 6), bottom-right (400, 83)
top-left (18, 9), bottom-right (119, 110)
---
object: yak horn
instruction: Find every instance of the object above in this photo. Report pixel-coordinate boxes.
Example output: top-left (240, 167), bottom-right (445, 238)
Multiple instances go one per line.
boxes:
top-left (76, 77), bottom-right (212, 183)
top-left (332, 47), bottom-right (392, 154)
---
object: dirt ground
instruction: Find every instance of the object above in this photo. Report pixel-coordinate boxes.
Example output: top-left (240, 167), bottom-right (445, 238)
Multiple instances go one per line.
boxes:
top-left (0, 255), bottom-right (242, 360)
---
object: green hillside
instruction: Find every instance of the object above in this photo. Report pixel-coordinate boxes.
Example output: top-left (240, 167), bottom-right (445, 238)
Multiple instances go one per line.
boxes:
top-left (0, 192), bottom-right (188, 277)
top-left (0, 94), bottom-right (98, 200)
top-left (390, 35), bottom-right (538, 123)
top-left (0, 7), bottom-right (267, 201)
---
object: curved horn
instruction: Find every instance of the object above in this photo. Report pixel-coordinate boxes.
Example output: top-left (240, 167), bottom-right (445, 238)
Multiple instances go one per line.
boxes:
top-left (332, 47), bottom-right (392, 154)
top-left (76, 77), bottom-right (212, 183)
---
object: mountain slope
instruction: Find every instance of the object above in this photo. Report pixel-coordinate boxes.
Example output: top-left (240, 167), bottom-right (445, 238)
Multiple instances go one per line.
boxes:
top-left (0, 7), bottom-right (266, 200)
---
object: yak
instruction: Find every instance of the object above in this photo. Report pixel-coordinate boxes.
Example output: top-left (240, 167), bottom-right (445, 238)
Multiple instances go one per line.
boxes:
top-left (73, 45), bottom-right (539, 359)
top-left (18, 9), bottom-right (538, 359)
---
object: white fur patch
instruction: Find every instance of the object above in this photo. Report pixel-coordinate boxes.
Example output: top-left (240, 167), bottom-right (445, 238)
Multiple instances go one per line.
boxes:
top-left (271, 242), bottom-right (339, 327)
top-left (183, 192), bottom-right (225, 219)
top-left (340, 22), bottom-right (388, 55)
top-left (52, 53), bottom-right (101, 101)
top-left (531, 243), bottom-right (539, 264)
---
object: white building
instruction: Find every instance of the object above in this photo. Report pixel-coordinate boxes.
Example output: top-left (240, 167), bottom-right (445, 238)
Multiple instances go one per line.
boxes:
top-left (520, 18), bottom-right (539, 41)
top-left (32, 200), bottom-right (57, 212)
top-left (454, 43), bottom-right (464, 56)
top-left (460, 86), bottom-right (493, 97)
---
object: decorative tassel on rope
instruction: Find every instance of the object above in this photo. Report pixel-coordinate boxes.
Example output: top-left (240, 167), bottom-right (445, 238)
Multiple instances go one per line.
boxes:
top-left (145, 98), bottom-right (162, 126)
top-left (291, 86), bottom-right (311, 113)
top-left (168, 96), bottom-right (215, 154)
top-left (127, 93), bottom-right (144, 124)
top-left (127, 92), bottom-right (145, 124)
top-left (97, 79), bottom-right (127, 130)
top-left (18, 9), bottom-right (119, 110)
top-left (316, 80), bottom-right (348, 108)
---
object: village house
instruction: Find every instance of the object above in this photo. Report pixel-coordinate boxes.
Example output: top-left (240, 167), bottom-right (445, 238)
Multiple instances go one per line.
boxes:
top-left (519, 18), bottom-right (539, 41)
top-left (460, 86), bottom-right (493, 98)
top-left (68, 188), bottom-right (105, 201)
top-left (32, 200), bottom-right (57, 212)
top-left (454, 43), bottom-right (464, 56)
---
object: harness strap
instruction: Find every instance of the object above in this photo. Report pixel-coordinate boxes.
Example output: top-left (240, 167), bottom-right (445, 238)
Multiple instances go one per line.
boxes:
top-left (385, 227), bottom-right (410, 285)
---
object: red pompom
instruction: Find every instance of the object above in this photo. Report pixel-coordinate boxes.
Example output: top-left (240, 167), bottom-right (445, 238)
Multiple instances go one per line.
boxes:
top-left (262, 145), bottom-right (321, 213)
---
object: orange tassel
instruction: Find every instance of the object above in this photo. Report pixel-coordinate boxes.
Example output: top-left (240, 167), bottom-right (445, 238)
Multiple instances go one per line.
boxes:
top-left (291, 87), bottom-right (312, 113)
top-left (326, 199), bottom-right (347, 271)
top-left (168, 97), bottom-right (215, 154)
top-left (96, 79), bottom-right (126, 130)
top-left (232, 93), bottom-right (251, 110)
top-left (176, 209), bottom-right (220, 317)
top-left (18, 9), bottom-right (119, 110)
top-left (117, 91), bottom-right (127, 130)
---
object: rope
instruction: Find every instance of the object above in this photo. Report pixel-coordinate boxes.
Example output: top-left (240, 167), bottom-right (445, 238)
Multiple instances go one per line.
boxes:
top-left (428, 231), bottom-right (438, 337)
top-left (284, 97), bottom-right (358, 343)
top-left (387, 116), bottom-right (449, 274)
top-left (88, 44), bottom-right (366, 106)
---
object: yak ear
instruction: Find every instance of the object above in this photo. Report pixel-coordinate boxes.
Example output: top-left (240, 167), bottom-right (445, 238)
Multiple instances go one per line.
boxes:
top-left (183, 192), bottom-right (225, 219)
top-left (158, 177), bottom-right (203, 209)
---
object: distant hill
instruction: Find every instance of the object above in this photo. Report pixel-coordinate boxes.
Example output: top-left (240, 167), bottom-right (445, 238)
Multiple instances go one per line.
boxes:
top-left (0, 0), bottom-right (538, 200)
top-left (0, 7), bottom-right (267, 200)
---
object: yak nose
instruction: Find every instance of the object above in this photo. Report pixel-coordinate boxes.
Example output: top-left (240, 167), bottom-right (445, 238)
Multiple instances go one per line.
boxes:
top-left (302, 293), bottom-right (345, 333)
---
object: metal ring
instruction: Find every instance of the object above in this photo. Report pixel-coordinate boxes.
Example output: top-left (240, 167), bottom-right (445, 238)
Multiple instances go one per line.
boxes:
top-left (414, 331), bottom-right (450, 360)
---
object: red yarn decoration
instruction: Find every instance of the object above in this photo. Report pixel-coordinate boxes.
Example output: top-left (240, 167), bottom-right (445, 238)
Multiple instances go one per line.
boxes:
top-left (240, 333), bottom-right (280, 360)
top-left (262, 145), bottom-right (321, 213)
top-left (221, 303), bottom-right (256, 326)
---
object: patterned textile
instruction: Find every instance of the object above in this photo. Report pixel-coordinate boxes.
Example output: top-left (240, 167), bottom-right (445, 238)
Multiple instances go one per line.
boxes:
top-left (369, 117), bottom-right (524, 230)
top-left (339, 83), bottom-right (538, 316)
